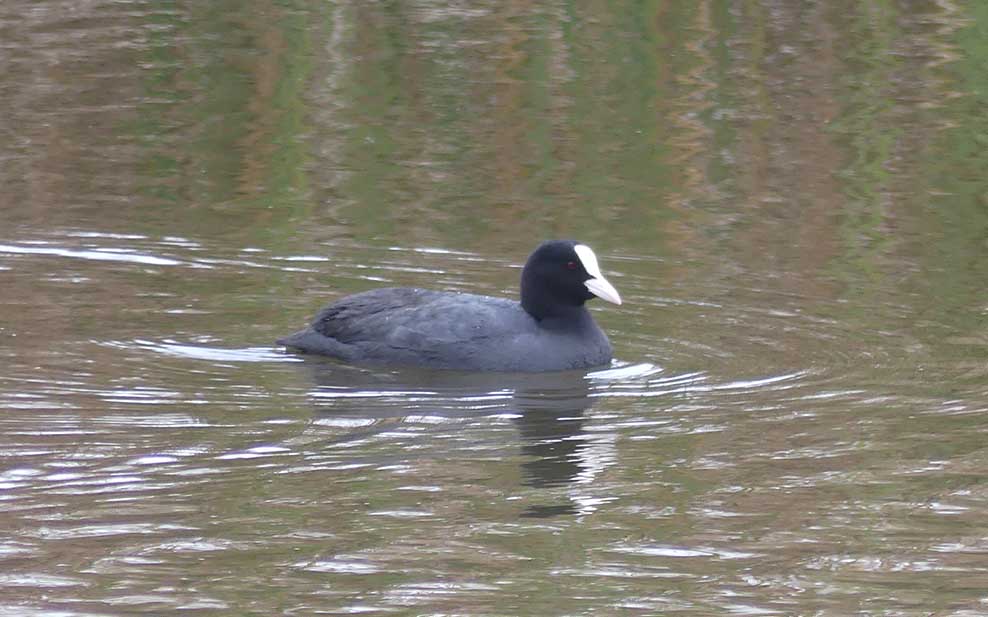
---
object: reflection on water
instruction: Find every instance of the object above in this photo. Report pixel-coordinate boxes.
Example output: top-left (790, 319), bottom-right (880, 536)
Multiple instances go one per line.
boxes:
top-left (4, 0), bottom-right (988, 614)
top-left (301, 361), bottom-right (623, 516)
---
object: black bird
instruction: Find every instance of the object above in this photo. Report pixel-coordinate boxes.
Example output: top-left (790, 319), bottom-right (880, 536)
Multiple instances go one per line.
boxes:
top-left (277, 240), bottom-right (622, 371)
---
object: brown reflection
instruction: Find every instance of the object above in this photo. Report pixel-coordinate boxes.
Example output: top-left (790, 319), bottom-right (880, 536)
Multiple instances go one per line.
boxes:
top-left (490, 1), bottom-right (530, 209)
top-left (731, 1), bottom-right (842, 294)
top-left (0, 2), bottom-right (144, 225)
top-left (238, 1), bottom-right (291, 199)
top-left (662, 0), bottom-right (717, 255)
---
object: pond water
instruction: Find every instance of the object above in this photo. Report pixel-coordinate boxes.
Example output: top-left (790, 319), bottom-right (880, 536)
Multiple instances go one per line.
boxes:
top-left (3, 1), bottom-right (988, 615)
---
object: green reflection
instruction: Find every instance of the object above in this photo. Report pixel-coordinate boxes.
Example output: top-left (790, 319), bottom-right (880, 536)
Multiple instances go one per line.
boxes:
top-left (829, 0), bottom-right (900, 284)
top-left (134, 0), bottom-right (318, 241)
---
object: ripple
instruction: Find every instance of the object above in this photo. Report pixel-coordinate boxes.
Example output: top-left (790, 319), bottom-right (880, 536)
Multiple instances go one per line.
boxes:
top-left (126, 339), bottom-right (296, 363)
top-left (31, 523), bottom-right (191, 540)
top-left (368, 509), bottom-right (434, 519)
top-left (216, 445), bottom-right (293, 460)
top-left (702, 370), bottom-right (810, 392)
top-left (0, 243), bottom-right (181, 266)
top-left (0, 573), bottom-right (87, 588)
top-left (588, 362), bottom-right (664, 381)
top-left (127, 455), bottom-right (180, 466)
top-left (610, 543), bottom-right (760, 560)
top-left (295, 558), bottom-right (382, 574)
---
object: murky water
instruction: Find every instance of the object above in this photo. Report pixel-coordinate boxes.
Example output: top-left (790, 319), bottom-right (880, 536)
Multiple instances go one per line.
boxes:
top-left (3, 1), bottom-right (988, 615)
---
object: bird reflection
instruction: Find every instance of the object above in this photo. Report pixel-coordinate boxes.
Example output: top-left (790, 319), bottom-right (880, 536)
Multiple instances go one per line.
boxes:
top-left (293, 358), bottom-right (601, 516)
top-left (511, 382), bottom-right (592, 488)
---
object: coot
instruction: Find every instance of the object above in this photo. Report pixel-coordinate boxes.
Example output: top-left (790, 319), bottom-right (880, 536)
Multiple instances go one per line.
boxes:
top-left (277, 240), bottom-right (622, 371)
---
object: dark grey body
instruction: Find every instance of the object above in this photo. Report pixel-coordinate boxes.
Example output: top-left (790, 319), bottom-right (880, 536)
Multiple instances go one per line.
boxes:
top-left (276, 288), bottom-right (613, 372)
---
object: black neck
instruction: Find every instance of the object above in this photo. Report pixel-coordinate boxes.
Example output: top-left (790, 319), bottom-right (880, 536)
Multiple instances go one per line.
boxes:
top-left (521, 295), bottom-right (592, 328)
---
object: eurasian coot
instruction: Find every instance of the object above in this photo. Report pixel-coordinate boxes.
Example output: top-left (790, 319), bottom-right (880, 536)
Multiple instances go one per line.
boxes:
top-left (277, 240), bottom-right (622, 371)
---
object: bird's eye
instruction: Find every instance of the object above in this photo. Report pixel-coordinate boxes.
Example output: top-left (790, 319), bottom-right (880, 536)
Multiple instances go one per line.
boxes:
top-left (566, 261), bottom-right (578, 270)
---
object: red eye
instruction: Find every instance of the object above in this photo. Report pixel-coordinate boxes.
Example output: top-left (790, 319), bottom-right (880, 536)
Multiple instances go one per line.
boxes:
top-left (566, 261), bottom-right (578, 270)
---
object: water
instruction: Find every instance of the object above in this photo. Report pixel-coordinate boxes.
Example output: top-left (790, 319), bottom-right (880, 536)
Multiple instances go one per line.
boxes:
top-left (3, 1), bottom-right (988, 614)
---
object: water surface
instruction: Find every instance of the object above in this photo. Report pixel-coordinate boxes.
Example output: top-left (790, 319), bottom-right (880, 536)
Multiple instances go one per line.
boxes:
top-left (3, 1), bottom-right (988, 615)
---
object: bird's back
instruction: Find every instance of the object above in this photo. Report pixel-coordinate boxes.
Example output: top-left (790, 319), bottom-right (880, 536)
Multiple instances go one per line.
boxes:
top-left (279, 288), bottom-right (533, 369)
